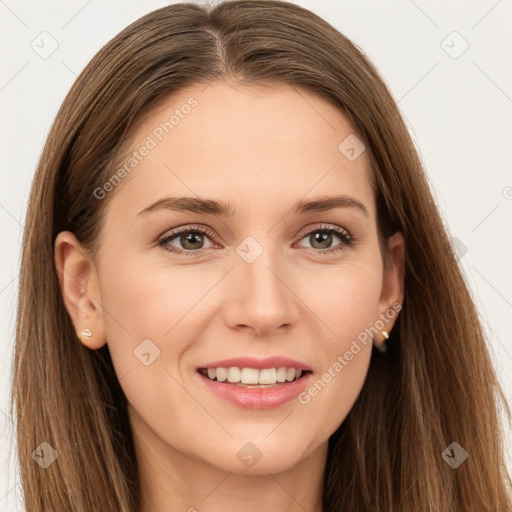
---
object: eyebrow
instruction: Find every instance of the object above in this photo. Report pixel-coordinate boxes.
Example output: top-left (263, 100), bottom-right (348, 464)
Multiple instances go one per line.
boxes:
top-left (138, 194), bottom-right (369, 218)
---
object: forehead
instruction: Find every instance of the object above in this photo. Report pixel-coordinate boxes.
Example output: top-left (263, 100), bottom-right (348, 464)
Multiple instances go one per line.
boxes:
top-left (104, 81), bottom-right (375, 223)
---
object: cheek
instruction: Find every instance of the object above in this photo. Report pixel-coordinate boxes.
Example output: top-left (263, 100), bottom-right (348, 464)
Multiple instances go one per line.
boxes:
top-left (310, 259), bottom-right (383, 345)
top-left (98, 253), bottom-right (207, 336)
top-left (296, 262), bottom-right (382, 431)
top-left (96, 252), bottom-right (226, 379)
top-left (99, 261), bottom-right (165, 338)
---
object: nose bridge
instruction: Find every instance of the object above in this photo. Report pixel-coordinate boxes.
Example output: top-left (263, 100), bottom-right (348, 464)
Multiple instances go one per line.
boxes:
top-left (225, 233), bottom-right (297, 335)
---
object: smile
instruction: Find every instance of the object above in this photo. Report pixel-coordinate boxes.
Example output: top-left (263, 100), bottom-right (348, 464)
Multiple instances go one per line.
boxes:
top-left (197, 367), bottom-right (313, 409)
top-left (198, 366), bottom-right (310, 386)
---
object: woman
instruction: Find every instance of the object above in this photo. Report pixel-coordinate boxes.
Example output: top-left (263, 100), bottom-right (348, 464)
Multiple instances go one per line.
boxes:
top-left (11, 1), bottom-right (512, 510)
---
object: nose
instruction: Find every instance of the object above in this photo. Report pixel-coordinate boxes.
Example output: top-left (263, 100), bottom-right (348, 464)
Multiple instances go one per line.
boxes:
top-left (223, 245), bottom-right (299, 337)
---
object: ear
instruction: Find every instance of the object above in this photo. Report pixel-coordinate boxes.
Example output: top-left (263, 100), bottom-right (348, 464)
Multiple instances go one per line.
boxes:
top-left (374, 231), bottom-right (405, 344)
top-left (54, 231), bottom-right (107, 350)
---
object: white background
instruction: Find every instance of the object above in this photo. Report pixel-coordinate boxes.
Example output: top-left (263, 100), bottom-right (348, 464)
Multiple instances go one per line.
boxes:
top-left (1, 0), bottom-right (511, 509)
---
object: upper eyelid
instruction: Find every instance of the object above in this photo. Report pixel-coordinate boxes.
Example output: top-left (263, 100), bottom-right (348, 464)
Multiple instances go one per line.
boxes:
top-left (296, 223), bottom-right (351, 238)
top-left (160, 224), bottom-right (217, 241)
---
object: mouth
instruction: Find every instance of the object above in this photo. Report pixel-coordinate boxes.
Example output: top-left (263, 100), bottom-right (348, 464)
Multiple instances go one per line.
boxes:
top-left (197, 367), bottom-right (312, 388)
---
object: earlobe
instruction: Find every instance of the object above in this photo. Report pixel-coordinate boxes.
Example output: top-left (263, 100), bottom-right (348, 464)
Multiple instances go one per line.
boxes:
top-left (54, 231), bottom-right (107, 350)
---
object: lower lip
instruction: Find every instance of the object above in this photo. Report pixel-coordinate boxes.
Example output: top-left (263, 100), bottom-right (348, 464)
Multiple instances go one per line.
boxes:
top-left (198, 371), bottom-right (312, 409)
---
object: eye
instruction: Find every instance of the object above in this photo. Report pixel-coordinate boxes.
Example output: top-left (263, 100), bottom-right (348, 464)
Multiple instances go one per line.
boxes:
top-left (158, 224), bottom-right (217, 256)
top-left (295, 224), bottom-right (354, 255)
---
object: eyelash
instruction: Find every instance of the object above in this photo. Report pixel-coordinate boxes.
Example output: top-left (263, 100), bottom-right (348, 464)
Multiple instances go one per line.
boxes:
top-left (157, 223), bottom-right (354, 257)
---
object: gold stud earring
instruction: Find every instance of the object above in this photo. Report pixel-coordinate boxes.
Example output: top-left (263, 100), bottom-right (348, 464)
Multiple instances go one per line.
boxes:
top-left (78, 328), bottom-right (93, 342)
top-left (373, 330), bottom-right (390, 353)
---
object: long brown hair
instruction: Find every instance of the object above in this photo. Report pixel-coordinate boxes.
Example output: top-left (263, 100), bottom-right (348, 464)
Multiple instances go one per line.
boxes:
top-left (12, 1), bottom-right (511, 510)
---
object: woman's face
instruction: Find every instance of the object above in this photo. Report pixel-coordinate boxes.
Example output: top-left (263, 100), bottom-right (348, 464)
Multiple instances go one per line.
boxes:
top-left (57, 81), bottom-right (404, 477)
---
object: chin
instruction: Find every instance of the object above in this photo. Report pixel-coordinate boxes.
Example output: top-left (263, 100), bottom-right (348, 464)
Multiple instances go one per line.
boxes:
top-left (203, 437), bottom-right (310, 475)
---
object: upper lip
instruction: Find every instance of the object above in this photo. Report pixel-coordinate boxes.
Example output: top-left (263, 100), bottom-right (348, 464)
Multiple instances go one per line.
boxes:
top-left (199, 356), bottom-right (312, 372)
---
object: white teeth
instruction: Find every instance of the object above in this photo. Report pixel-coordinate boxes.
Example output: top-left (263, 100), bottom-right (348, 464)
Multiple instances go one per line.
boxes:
top-left (276, 367), bottom-right (287, 382)
top-left (202, 366), bottom-right (307, 385)
top-left (216, 367), bottom-right (227, 382)
top-left (286, 368), bottom-right (296, 382)
top-left (240, 368), bottom-right (259, 384)
top-left (227, 367), bottom-right (241, 383)
top-left (258, 368), bottom-right (276, 385)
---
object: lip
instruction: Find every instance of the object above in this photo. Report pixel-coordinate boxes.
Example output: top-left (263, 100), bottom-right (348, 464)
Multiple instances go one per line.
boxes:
top-left (197, 370), bottom-right (313, 409)
top-left (198, 356), bottom-right (311, 371)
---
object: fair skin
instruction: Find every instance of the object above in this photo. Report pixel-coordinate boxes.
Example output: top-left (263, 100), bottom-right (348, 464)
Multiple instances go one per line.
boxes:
top-left (55, 81), bottom-right (404, 512)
